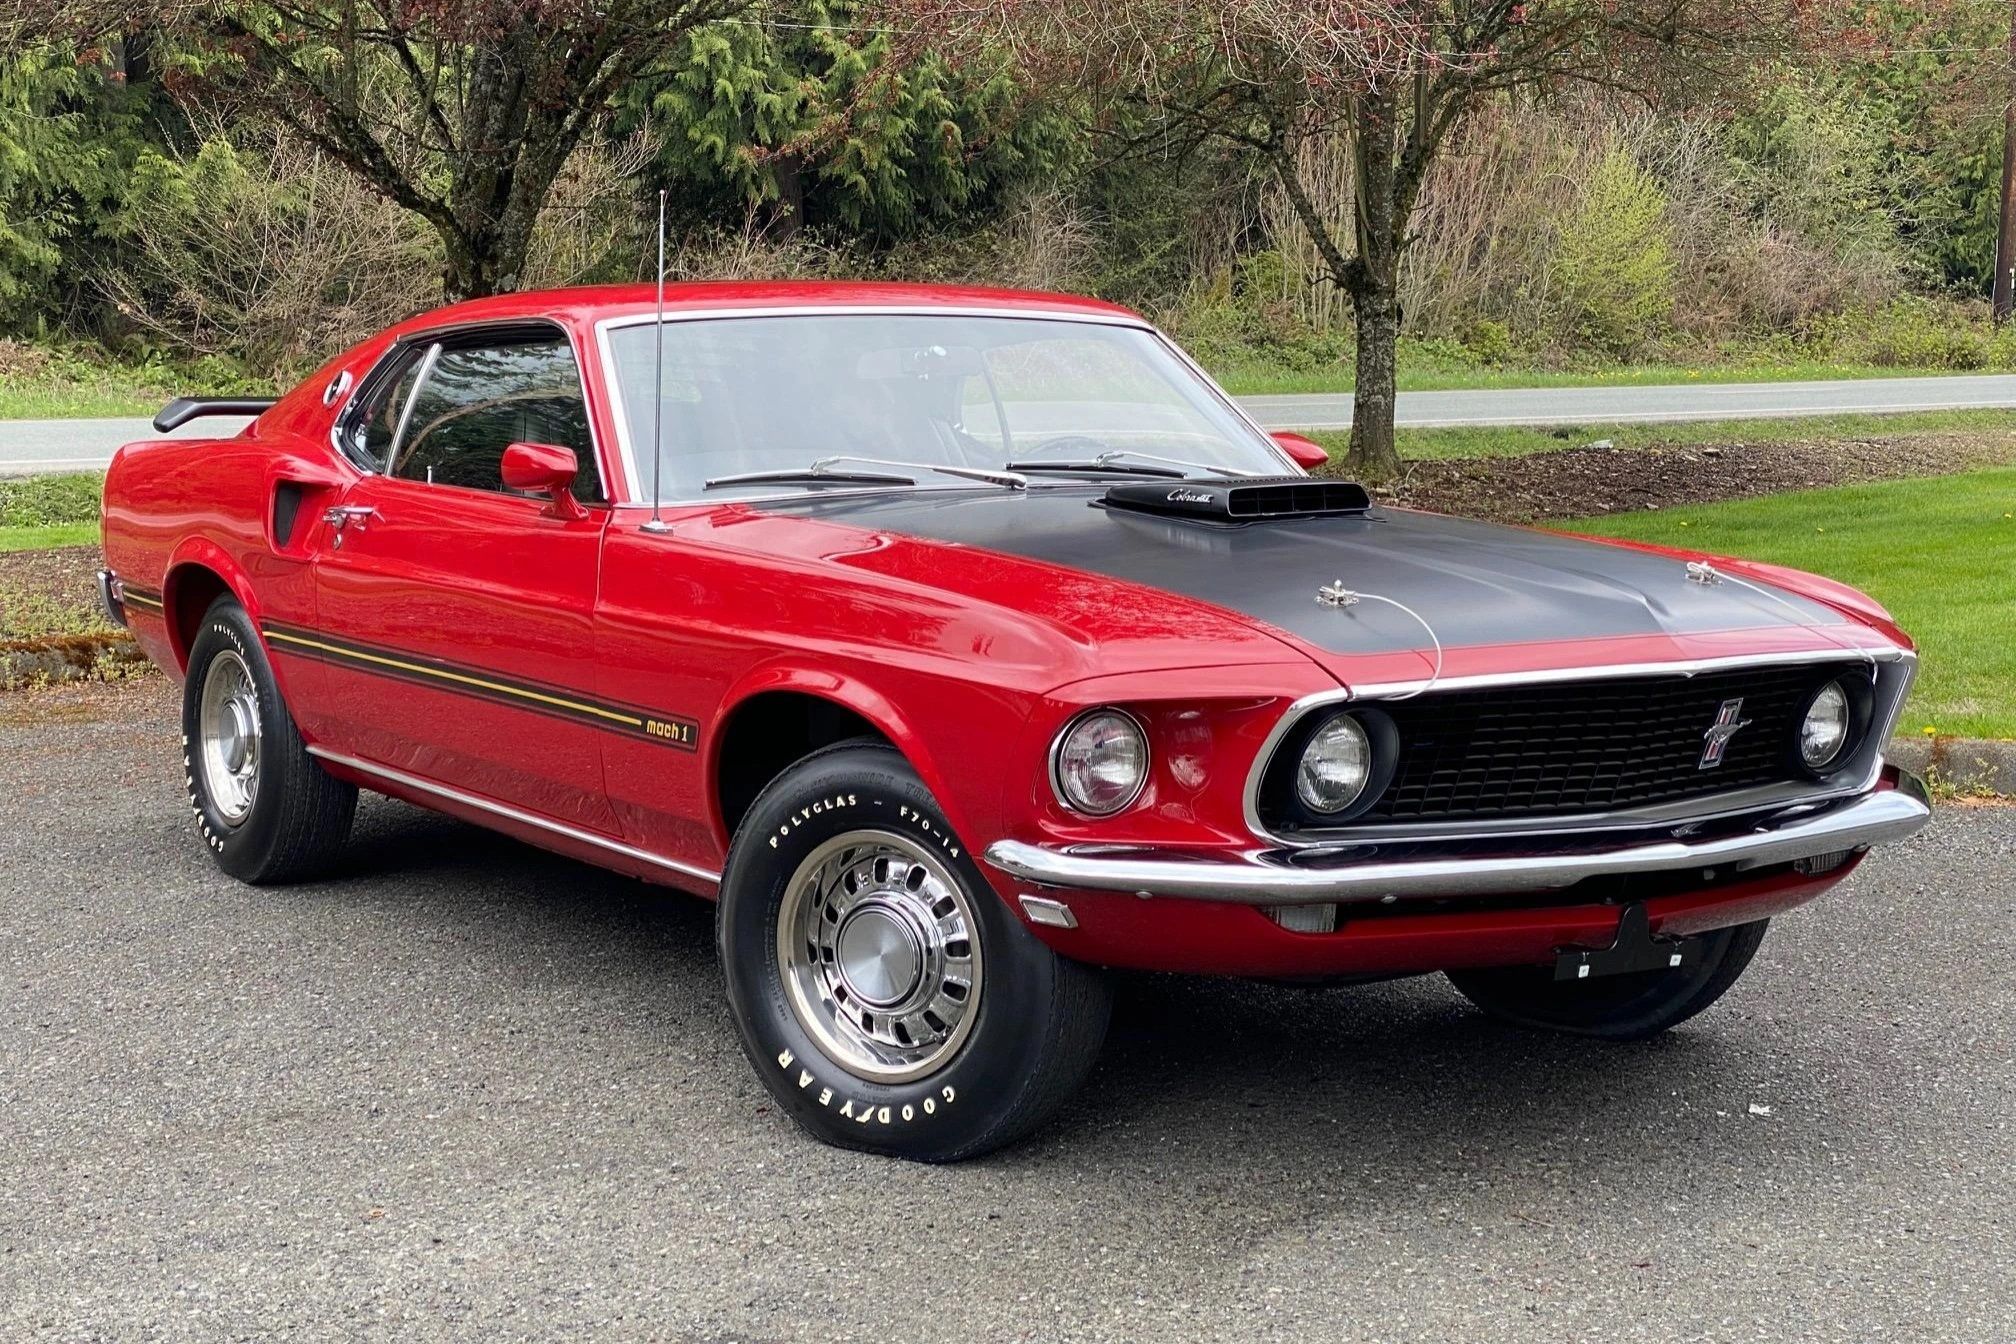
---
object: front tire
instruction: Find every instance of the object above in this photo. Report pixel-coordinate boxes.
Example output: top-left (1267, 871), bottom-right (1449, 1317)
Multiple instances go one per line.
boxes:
top-left (719, 743), bottom-right (1110, 1161)
top-left (1444, 919), bottom-right (1770, 1041)
top-left (182, 596), bottom-right (357, 883)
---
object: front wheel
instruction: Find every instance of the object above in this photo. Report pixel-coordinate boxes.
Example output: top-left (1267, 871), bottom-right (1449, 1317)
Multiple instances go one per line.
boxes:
top-left (718, 743), bottom-right (1110, 1161)
top-left (1444, 919), bottom-right (1770, 1041)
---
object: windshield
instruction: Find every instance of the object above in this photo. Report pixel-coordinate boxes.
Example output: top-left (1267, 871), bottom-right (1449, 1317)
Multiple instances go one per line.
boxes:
top-left (604, 313), bottom-right (1286, 498)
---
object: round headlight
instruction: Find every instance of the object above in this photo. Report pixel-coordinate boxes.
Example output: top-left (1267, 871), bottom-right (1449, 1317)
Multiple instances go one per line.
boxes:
top-left (1053, 709), bottom-right (1148, 816)
top-left (1296, 714), bottom-right (1372, 814)
top-left (1800, 680), bottom-right (1852, 770)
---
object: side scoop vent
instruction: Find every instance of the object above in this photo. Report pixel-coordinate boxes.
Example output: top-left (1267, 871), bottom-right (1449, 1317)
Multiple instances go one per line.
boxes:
top-left (1102, 476), bottom-right (1372, 524)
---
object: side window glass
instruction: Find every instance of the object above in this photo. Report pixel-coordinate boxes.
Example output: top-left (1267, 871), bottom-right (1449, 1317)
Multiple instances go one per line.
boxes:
top-left (389, 338), bottom-right (603, 501)
top-left (347, 348), bottom-right (428, 469)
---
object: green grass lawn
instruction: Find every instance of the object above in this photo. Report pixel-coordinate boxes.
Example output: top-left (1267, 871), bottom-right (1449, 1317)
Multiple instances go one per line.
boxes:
top-left (0, 344), bottom-right (263, 421)
top-left (0, 365), bottom-right (181, 420)
top-left (0, 473), bottom-right (102, 553)
top-left (1563, 468), bottom-right (2016, 740)
top-left (0, 383), bottom-right (168, 420)
top-left (1297, 409), bottom-right (2016, 464)
top-left (0, 522), bottom-right (98, 553)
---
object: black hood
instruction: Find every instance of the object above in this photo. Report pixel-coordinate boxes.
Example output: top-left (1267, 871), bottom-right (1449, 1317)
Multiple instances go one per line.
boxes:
top-left (769, 486), bottom-right (1849, 656)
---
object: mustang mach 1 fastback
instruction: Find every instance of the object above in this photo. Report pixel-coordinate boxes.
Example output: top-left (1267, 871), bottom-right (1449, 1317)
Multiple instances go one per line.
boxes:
top-left (101, 282), bottom-right (1931, 1159)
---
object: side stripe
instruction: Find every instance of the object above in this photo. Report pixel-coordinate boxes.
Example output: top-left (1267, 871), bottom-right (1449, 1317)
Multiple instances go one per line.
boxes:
top-left (261, 622), bottom-right (699, 750)
top-left (122, 585), bottom-right (164, 613)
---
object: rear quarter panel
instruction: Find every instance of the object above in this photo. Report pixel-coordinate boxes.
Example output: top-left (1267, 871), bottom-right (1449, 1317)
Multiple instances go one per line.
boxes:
top-left (101, 345), bottom-right (375, 681)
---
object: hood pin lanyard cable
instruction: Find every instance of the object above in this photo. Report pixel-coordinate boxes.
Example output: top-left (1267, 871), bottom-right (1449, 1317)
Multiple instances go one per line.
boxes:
top-left (1317, 584), bottom-right (1445, 700)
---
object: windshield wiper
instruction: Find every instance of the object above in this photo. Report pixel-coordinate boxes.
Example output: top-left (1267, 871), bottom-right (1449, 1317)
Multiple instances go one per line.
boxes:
top-left (704, 466), bottom-right (915, 490)
top-left (1007, 449), bottom-right (1263, 479)
top-left (703, 455), bottom-right (1027, 493)
top-left (1005, 459), bottom-right (1185, 479)
top-left (815, 455), bottom-right (1027, 489)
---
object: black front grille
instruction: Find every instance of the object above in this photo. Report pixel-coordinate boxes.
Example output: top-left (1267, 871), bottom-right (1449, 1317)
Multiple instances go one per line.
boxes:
top-left (1269, 663), bottom-right (1865, 829)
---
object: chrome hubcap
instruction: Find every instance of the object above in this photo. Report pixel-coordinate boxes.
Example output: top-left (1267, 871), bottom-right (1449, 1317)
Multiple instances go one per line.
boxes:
top-left (835, 904), bottom-right (926, 1007)
top-left (778, 830), bottom-right (983, 1083)
top-left (197, 649), bottom-right (261, 824)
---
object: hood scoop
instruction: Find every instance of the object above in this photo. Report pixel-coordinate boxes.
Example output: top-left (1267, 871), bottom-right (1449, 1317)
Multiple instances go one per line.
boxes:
top-left (1101, 476), bottom-right (1372, 525)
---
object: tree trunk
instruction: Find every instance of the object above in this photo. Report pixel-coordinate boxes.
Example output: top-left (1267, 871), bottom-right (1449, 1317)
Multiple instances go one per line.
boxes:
top-left (1349, 271), bottom-right (1402, 480)
top-left (442, 237), bottom-right (495, 302)
top-left (1996, 2), bottom-right (2016, 324)
top-left (772, 153), bottom-right (805, 240)
top-left (1345, 87), bottom-right (1404, 481)
top-left (440, 134), bottom-right (573, 300)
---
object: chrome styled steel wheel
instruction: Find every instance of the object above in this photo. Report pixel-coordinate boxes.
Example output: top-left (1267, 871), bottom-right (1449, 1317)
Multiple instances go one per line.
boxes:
top-left (197, 647), bottom-right (262, 824)
top-left (777, 830), bottom-right (983, 1083)
top-left (721, 743), bottom-right (1110, 1158)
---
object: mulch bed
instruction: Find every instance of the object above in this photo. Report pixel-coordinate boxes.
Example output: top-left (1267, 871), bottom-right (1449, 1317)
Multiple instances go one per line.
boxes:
top-left (1372, 431), bottom-right (2016, 524)
top-left (0, 545), bottom-right (108, 637)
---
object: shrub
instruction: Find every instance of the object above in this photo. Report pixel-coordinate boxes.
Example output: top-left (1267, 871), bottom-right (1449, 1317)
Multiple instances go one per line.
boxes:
top-left (98, 132), bottom-right (441, 377)
top-left (1824, 296), bottom-right (1994, 370)
top-left (1163, 251), bottom-right (1352, 375)
top-left (1549, 146), bottom-right (1676, 356)
top-left (1464, 319), bottom-right (1515, 365)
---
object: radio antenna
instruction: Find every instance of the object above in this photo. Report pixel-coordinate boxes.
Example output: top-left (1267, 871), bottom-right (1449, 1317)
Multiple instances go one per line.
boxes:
top-left (641, 187), bottom-right (671, 534)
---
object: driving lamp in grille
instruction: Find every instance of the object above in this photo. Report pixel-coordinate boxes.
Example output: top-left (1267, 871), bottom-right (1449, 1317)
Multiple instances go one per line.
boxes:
top-left (1053, 709), bottom-right (1148, 816)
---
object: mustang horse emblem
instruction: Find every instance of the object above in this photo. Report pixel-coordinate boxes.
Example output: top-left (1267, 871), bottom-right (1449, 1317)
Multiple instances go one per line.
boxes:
top-left (1698, 697), bottom-right (1753, 769)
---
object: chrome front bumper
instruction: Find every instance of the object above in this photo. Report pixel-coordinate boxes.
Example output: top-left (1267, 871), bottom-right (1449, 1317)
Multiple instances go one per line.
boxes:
top-left (984, 772), bottom-right (1932, 908)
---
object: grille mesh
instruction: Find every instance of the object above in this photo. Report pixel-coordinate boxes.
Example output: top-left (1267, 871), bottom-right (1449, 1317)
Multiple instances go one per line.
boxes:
top-left (1291, 665), bottom-right (1858, 827)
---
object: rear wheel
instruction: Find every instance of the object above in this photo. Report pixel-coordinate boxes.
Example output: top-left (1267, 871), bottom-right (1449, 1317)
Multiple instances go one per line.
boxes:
top-left (719, 742), bottom-right (1110, 1161)
top-left (1445, 919), bottom-right (1770, 1041)
top-left (182, 597), bottom-right (356, 883)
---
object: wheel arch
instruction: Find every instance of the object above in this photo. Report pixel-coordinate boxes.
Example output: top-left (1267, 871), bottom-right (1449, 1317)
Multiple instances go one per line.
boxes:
top-left (161, 540), bottom-right (259, 673)
top-left (709, 667), bottom-right (964, 852)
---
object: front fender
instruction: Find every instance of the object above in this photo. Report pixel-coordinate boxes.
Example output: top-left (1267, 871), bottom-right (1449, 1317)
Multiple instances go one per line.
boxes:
top-left (1567, 532), bottom-right (1907, 647)
top-left (710, 659), bottom-right (1009, 857)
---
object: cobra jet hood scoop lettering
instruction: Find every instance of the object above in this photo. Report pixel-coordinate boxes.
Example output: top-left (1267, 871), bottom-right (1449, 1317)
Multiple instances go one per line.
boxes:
top-left (1101, 476), bottom-right (1372, 524)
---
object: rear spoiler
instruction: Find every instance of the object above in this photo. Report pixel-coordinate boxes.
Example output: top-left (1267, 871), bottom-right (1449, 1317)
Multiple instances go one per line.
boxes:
top-left (152, 397), bottom-right (278, 433)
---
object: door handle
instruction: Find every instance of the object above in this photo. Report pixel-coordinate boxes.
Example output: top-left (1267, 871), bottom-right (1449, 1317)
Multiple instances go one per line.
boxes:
top-left (322, 504), bottom-right (380, 547)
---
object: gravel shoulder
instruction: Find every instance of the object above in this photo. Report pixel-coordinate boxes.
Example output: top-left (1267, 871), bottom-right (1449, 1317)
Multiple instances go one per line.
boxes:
top-left (2, 682), bottom-right (2010, 1342)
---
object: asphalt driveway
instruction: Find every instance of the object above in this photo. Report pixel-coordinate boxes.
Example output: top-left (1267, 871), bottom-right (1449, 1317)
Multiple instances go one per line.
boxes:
top-left (3, 681), bottom-right (2010, 1342)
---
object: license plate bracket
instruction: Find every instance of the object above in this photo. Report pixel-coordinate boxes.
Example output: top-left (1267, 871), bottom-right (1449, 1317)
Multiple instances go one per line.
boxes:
top-left (1553, 902), bottom-right (1699, 982)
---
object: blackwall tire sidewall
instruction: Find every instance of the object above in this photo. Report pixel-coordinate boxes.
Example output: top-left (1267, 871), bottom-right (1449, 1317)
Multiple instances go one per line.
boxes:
top-left (182, 601), bottom-right (289, 880)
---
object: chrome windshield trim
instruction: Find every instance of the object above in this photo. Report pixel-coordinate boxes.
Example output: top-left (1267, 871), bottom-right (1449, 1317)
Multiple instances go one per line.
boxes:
top-left (591, 305), bottom-right (1298, 505)
top-left (307, 747), bottom-right (721, 887)
top-left (1241, 645), bottom-right (1916, 847)
top-left (989, 770), bottom-right (1930, 907)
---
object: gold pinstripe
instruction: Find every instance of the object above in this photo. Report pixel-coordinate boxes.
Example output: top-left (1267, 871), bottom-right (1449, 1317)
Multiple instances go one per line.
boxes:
top-left (262, 628), bottom-right (645, 727)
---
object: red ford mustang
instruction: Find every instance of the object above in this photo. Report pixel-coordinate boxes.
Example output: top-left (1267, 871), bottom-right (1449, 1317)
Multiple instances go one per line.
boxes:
top-left (101, 281), bottom-right (1930, 1160)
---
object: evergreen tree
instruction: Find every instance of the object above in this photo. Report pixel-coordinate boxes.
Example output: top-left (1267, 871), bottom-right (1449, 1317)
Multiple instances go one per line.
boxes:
top-left (638, 1), bottom-right (1075, 240)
